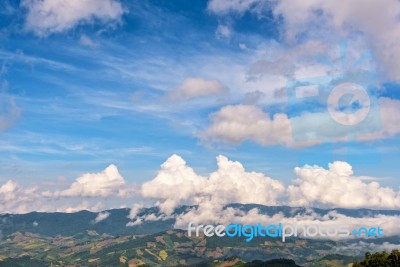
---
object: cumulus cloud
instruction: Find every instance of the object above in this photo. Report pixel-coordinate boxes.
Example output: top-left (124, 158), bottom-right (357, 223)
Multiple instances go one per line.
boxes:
top-left (0, 179), bottom-right (107, 213)
top-left (0, 164), bottom-right (136, 214)
top-left (200, 98), bottom-right (400, 147)
top-left (93, 211), bottom-right (110, 223)
top-left (3, 154), bottom-right (400, 225)
top-left (200, 104), bottom-right (293, 146)
top-left (142, 154), bottom-right (400, 217)
top-left (167, 77), bottom-right (227, 101)
top-left (141, 155), bottom-right (208, 214)
top-left (142, 154), bottom-right (285, 215)
top-left (21, 0), bottom-right (125, 36)
top-left (288, 161), bottom-right (400, 209)
top-left (204, 1), bottom-right (400, 147)
top-left (136, 154), bottom-right (400, 236)
top-left (0, 180), bottom-right (39, 214)
top-left (56, 164), bottom-right (131, 198)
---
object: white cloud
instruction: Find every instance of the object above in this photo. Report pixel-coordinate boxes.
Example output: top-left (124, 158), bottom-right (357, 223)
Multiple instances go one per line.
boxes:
top-left (167, 77), bottom-right (227, 101)
top-left (0, 180), bottom-right (39, 214)
top-left (138, 154), bottom-right (400, 232)
top-left (56, 164), bottom-right (130, 197)
top-left (79, 34), bottom-right (97, 48)
top-left (141, 154), bottom-right (285, 215)
top-left (0, 163), bottom-right (138, 214)
top-left (93, 211), bottom-right (110, 223)
top-left (273, 0), bottom-right (400, 81)
top-left (126, 218), bottom-right (142, 227)
top-left (0, 165), bottom-right (133, 214)
top-left (1, 154), bottom-right (400, 242)
top-left (128, 203), bottom-right (144, 219)
top-left (126, 209), bottom-right (173, 227)
top-left (200, 104), bottom-right (293, 146)
top-left (0, 179), bottom-right (106, 214)
top-left (21, 0), bottom-right (125, 36)
top-left (2, 155), bottom-right (400, 221)
top-left (141, 155), bottom-right (207, 214)
top-left (216, 24), bottom-right (232, 39)
top-left (209, 0), bottom-right (400, 82)
top-left (288, 161), bottom-right (400, 209)
top-left (200, 97), bottom-right (400, 147)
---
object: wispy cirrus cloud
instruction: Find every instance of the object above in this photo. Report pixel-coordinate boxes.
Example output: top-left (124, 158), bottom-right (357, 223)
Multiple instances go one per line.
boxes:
top-left (0, 96), bottom-right (21, 133)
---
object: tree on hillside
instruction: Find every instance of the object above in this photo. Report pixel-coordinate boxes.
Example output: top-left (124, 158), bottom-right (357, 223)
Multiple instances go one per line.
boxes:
top-left (353, 249), bottom-right (400, 267)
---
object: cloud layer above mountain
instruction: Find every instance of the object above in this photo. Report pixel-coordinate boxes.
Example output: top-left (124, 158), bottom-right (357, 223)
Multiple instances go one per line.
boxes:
top-left (140, 155), bottom-right (400, 214)
top-left (2, 154), bottom-right (400, 215)
top-left (141, 154), bottom-right (285, 215)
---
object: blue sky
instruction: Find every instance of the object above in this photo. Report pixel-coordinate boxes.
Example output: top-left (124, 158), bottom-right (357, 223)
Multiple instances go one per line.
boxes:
top-left (1, 0), bottom-right (400, 213)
